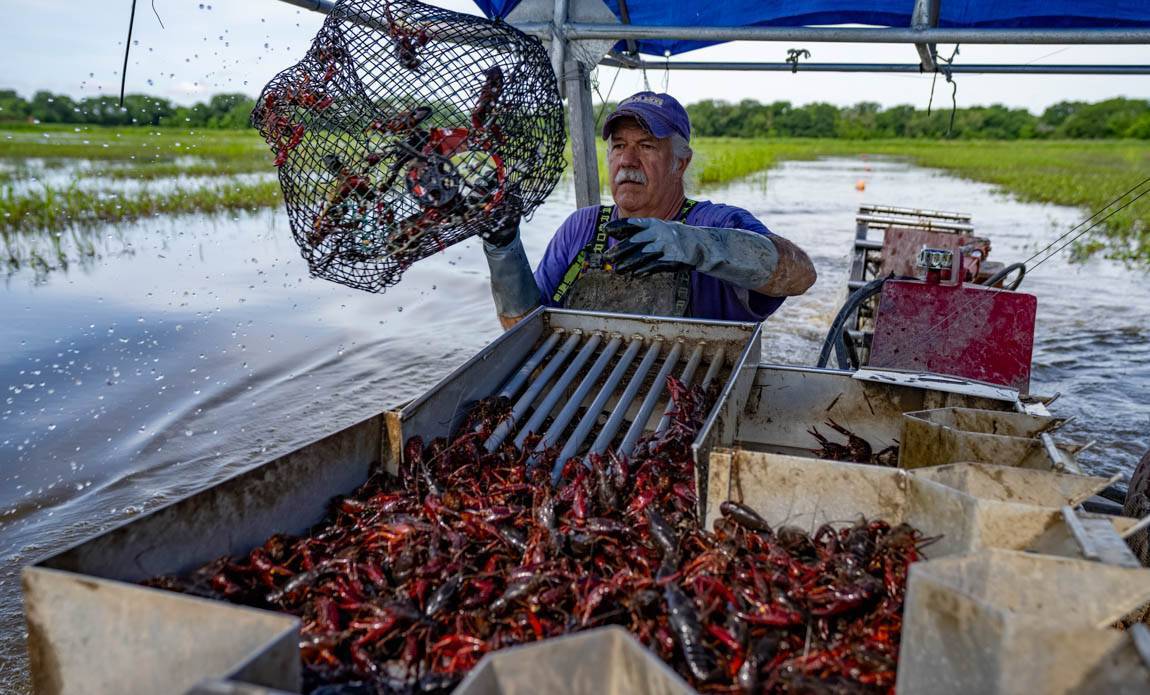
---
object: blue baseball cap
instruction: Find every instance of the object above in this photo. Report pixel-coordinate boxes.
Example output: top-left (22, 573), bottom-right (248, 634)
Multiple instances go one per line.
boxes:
top-left (601, 91), bottom-right (691, 142)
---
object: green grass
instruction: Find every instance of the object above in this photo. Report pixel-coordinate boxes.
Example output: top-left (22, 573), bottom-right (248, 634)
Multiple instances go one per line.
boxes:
top-left (2, 125), bottom-right (1148, 263)
top-left (1, 180), bottom-right (282, 234)
top-left (0, 124), bottom-right (268, 162)
top-left (598, 137), bottom-right (1150, 262)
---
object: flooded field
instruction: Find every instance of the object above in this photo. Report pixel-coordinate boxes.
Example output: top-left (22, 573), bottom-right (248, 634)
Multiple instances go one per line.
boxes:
top-left (1, 156), bottom-right (1149, 689)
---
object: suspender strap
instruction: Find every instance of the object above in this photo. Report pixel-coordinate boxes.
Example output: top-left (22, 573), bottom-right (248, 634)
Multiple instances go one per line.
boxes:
top-left (552, 204), bottom-right (614, 305)
top-left (552, 199), bottom-right (697, 306)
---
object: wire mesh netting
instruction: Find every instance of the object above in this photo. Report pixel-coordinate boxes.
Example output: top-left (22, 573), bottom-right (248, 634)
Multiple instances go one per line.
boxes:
top-left (253, 0), bottom-right (566, 292)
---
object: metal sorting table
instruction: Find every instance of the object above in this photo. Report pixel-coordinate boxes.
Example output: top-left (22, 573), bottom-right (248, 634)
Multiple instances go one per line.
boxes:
top-left (23, 309), bottom-right (760, 694)
top-left (21, 310), bottom-right (1148, 694)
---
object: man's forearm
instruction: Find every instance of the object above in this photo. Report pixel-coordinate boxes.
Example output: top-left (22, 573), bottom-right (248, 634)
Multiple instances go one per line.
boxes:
top-left (755, 236), bottom-right (816, 297)
top-left (484, 236), bottom-right (542, 326)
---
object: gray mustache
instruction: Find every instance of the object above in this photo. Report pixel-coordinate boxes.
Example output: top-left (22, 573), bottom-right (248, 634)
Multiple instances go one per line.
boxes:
top-left (614, 168), bottom-right (647, 185)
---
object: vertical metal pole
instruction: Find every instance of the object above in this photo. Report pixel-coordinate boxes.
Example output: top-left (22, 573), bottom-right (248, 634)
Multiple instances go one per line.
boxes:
top-left (550, 0), bottom-right (570, 94)
top-left (566, 59), bottom-right (602, 208)
top-left (911, 0), bottom-right (940, 71)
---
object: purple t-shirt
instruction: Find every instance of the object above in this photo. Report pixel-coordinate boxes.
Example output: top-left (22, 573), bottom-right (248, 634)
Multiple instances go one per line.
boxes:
top-left (533, 201), bottom-right (785, 322)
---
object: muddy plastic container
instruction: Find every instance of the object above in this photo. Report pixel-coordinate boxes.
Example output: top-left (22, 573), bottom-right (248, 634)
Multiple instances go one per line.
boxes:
top-left (900, 406), bottom-right (1080, 471)
top-left (704, 450), bottom-right (1133, 562)
top-left (898, 549), bottom-right (1150, 694)
top-left (1067, 624), bottom-right (1150, 695)
top-left (727, 366), bottom-right (1063, 471)
top-left (454, 627), bottom-right (692, 695)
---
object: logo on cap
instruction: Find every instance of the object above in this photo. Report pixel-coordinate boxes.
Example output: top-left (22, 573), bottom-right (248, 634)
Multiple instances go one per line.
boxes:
top-left (622, 94), bottom-right (665, 107)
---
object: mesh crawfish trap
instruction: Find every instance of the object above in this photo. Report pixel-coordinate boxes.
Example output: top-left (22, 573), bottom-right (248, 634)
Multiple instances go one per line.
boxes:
top-left (253, 0), bottom-right (566, 292)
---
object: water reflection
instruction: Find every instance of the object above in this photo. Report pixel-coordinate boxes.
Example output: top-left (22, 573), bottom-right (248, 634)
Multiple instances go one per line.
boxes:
top-left (1, 157), bottom-right (1148, 690)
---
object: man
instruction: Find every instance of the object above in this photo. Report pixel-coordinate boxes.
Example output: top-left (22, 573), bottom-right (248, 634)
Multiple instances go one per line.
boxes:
top-left (482, 92), bottom-right (815, 329)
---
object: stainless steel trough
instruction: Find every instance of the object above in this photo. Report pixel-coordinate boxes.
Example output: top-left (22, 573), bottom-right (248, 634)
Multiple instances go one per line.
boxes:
top-left (383, 308), bottom-right (762, 516)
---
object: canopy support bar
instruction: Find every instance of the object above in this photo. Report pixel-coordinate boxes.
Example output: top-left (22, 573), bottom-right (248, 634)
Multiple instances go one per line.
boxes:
top-left (563, 24), bottom-right (1150, 45)
top-left (598, 57), bottom-right (1150, 75)
top-left (271, 3), bottom-right (1150, 46)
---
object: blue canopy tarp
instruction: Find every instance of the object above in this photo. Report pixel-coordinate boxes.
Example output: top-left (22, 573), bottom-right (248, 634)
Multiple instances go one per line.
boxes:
top-left (473, 0), bottom-right (1150, 56)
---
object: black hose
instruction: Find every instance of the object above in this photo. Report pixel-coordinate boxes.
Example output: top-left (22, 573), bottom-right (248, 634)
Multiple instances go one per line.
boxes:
top-left (816, 277), bottom-right (888, 370)
top-left (981, 262), bottom-right (1026, 291)
top-left (1097, 483), bottom-right (1128, 505)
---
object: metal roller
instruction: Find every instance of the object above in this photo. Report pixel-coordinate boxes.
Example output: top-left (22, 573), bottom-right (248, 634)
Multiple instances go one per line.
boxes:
top-left (655, 343), bottom-right (705, 434)
top-left (552, 337), bottom-right (643, 480)
top-left (513, 333), bottom-right (604, 448)
top-left (699, 346), bottom-right (726, 389)
top-left (496, 330), bottom-right (564, 400)
top-left (534, 335), bottom-right (623, 453)
top-left (587, 340), bottom-right (663, 458)
top-left (484, 331), bottom-right (582, 451)
top-left (618, 341), bottom-right (683, 457)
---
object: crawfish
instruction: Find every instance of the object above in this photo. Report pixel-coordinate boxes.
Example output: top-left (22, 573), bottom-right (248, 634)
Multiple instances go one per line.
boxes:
top-left (720, 500), bottom-right (773, 535)
top-left (425, 574), bottom-right (462, 617)
top-left (737, 633), bottom-right (783, 691)
top-left (471, 66), bottom-right (504, 131)
top-left (646, 507), bottom-right (680, 560)
top-left (490, 576), bottom-right (541, 616)
top-left (273, 123), bottom-right (306, 167)
top-left (808, 418), bottom-right (875, 463)
top-left (664, 581), bottom-right (719, 683)
top-left (367, 105), bottom-right (432, 134)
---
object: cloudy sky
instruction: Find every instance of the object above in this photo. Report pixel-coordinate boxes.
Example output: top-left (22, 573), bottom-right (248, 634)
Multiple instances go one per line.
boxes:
top-left (5, 0), bottom-right (1148, 112)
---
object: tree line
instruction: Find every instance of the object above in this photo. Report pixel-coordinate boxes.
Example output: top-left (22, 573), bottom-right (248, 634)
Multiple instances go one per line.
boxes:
top-left (681, 98), bottom-right (1150, 140)
top-left (0, 90), bottom-right (257, 129)
top-left (3, 88), bottom-right (1149, 139)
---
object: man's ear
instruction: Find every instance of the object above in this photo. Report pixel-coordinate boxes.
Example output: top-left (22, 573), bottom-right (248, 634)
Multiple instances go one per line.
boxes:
top-left (678, 152), bottom-right (693, 176)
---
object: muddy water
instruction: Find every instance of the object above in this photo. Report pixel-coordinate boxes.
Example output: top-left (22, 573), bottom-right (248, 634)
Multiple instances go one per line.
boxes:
top-left (1, 157), bottom-right (1148, 689)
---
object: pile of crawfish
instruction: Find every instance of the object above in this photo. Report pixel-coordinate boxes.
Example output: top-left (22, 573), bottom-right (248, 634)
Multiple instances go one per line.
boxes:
top-left (146, 378), bottom-right (932, 694)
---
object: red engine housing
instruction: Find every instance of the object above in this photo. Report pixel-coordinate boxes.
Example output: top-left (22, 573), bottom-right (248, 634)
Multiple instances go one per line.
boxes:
top-left (868, 275), bottom-right (1037, 393)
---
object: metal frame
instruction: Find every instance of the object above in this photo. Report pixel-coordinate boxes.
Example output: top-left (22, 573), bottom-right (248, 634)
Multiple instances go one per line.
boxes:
top-left (600, 56), bottom-right (1150, 75)
top-left (274, 0), bottom-right (1150, 207)
top-left (557, 23), bottom-right (1150, 45)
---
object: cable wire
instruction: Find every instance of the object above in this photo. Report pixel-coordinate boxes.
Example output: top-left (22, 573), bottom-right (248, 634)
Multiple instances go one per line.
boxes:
top-left (119, 0), bottom-right (139, 107)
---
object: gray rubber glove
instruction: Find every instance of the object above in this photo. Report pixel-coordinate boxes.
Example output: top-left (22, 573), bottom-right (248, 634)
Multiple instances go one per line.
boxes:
top-left (604, 218), bottom-right (779, 290)
top-left (483, 228), bottom-right (542, 320)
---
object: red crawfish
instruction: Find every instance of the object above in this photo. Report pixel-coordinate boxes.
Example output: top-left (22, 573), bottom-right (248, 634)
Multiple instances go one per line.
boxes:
top-left (367, 105), bottom-right (433, 134)
top-left (471, 66), bottom-right (504, 131)
top-left (143, 380), bottom-right (928, 693)
top-left (383, 3), bottom-right (428, 70)
top-left (664, 581), bottom-right (719, 684)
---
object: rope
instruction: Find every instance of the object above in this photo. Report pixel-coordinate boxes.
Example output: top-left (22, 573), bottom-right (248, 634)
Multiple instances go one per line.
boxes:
top-left (593, 65), bottom-right (622, 128)
top-left (926, 45), bottom-right (960, 137)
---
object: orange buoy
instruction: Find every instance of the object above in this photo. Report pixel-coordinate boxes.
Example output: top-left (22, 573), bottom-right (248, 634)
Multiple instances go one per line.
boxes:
top-left (855, 179), bottom-right (867, 191)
